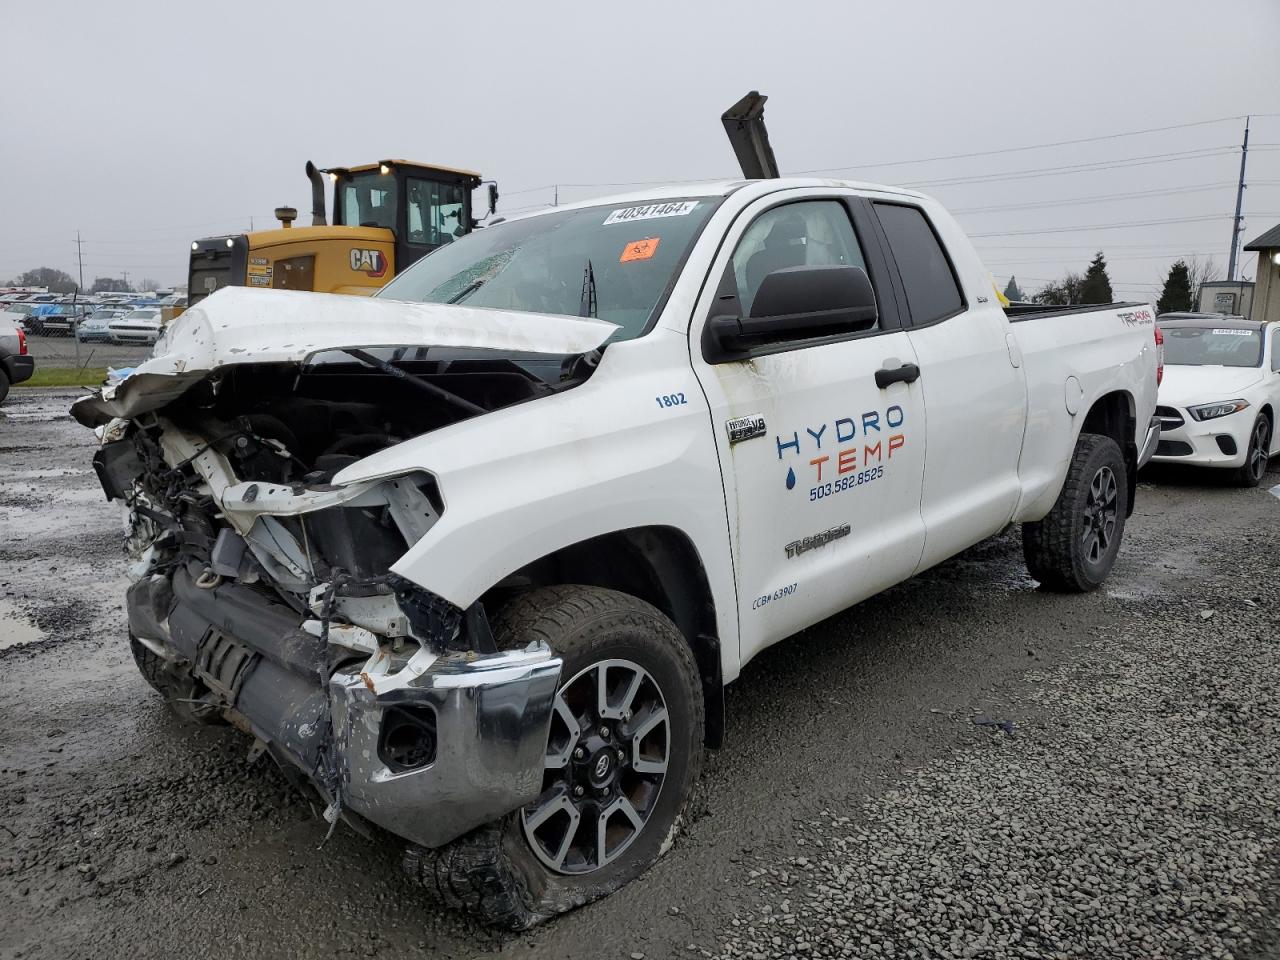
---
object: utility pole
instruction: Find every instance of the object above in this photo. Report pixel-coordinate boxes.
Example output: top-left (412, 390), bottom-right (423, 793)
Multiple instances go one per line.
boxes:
top-left (1227, 116), bottom-right (1250, 282)
top-left (553, 184), bottom-right (558, 207)
top-left (122, 270), bottom-right (130, 291)
top-left (75, 231), bottom-right (84, 292)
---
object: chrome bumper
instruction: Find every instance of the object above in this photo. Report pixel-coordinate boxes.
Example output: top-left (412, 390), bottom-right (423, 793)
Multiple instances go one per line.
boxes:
top-left (329, 645), bottom-right (562, 849)
top-left (1137, 416), bottom-right (1160, 469)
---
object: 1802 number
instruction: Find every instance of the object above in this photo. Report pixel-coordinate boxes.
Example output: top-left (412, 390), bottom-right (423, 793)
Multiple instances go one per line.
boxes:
top-left (655, 392), bottom-right (687, 409)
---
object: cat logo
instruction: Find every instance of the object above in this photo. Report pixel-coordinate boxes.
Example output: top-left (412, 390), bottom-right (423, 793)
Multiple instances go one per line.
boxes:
top-left (349, 248), bottom-right (388, 278)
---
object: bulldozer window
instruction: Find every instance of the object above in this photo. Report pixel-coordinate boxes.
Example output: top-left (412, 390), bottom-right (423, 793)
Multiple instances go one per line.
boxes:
top-left (406, 178), bottom-right (467, 247)
top-left (342, 172), bottom-right (398, 230)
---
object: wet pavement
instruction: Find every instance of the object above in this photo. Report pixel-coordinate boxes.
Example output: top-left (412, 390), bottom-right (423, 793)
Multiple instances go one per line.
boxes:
top-left (0, 389), bottom-right (1277, 960)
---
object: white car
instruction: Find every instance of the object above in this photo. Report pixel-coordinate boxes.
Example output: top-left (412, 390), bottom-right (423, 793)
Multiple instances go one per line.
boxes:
top-left (1152, 314), bottom-right (1280, 485)
top-left (107, 307), bottom-right (164, 345)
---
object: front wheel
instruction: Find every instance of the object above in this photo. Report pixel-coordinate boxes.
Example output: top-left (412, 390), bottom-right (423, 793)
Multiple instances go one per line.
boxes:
top-left (1023, 433), bottom-right (1128, 592)
top-left (1232, 414), bottom-right (1271, 487)
top-left (404, 585), bottom-right (704, 929)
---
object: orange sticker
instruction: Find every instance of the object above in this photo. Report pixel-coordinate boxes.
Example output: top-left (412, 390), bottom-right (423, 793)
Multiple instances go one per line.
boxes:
top-left (620, 237), bottom-right (660, 263)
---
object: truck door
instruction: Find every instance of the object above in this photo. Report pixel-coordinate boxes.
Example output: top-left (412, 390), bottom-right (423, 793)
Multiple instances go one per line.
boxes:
top-left (690, 192), bottom-right (927, 667)
top-left (868, 201), bottom-right (1027, 569)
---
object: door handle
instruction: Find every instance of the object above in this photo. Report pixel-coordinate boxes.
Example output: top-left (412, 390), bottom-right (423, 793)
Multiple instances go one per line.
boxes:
top-left (875, 362), bottom-right (921, 389)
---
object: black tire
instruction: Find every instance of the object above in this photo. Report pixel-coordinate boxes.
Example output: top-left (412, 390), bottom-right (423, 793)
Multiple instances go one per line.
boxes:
top-left (1231, 413), bottom-right (1271, 488)
top-left (404, 585), bottom-right (704, 929)
top-left (1023, 433), bottom-right (1128, 592)
top-left (128, 633), bottom-right (220, 723)
top-left (0, 368), bottom-right (10, 405)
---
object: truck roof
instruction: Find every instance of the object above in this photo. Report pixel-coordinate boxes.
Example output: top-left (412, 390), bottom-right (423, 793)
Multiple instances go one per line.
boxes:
top-left (505, 177), bottom-right (930, 221)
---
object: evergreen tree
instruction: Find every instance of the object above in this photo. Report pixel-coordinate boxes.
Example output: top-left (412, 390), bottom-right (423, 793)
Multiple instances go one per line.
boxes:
top-left (1079, 252), bottom-right (1113, 304)
top-left (1156, 260), bottom-right (1193, 314)
top-left (1003, 276), bottom-right (1024, 302)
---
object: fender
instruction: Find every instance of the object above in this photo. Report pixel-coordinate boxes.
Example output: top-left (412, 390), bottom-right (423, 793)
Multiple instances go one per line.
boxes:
top-left (333, 330), bottom-right (744, 682)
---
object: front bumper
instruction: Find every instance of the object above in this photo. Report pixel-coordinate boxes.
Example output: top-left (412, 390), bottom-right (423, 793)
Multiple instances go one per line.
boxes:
top-left (3, 354), bottom-right (34, 385)
top-left (131, 568), bottom-right (562, 850)
top-left (1150, 404), bottom-right (1252, 468)
top-left (331, 647), bottom-right (562, 849)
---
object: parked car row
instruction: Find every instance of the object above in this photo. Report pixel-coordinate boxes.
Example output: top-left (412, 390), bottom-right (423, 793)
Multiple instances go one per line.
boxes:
top-left (0, 289), bottom-right (185, 343)
top-left (0, 295), bottom-right (181, 342)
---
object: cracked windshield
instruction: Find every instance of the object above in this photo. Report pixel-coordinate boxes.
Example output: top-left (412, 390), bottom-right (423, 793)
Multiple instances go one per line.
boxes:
top-left (377, 198), bottom-right (718, 340)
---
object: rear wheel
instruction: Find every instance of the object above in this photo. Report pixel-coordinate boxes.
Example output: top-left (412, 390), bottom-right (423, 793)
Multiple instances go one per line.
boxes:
top-left (403, 585), bottom-right (704, 929)
top-left (1023, 433), bottom-right (1128, 592)
top-left (1232, 414), bottom-right (1271, 487)
top-left (0, 368), bottom-right (10, 405)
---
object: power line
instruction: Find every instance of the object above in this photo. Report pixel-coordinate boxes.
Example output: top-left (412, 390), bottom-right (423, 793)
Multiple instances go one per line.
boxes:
top-left (968, 214), bottom-right (1232, 239)
top-left (949, 182), bottom-right (1238, 215)
top-left (904, 146), bottom-right (1238, 189)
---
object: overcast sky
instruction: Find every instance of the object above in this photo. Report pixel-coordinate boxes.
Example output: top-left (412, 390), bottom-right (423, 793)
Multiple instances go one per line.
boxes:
top-left (5, 0), bottom-right (1278, 299)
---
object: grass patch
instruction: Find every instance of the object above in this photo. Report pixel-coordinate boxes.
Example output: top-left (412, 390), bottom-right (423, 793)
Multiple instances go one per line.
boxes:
top-left (18, 366), bottom-right (109, 388)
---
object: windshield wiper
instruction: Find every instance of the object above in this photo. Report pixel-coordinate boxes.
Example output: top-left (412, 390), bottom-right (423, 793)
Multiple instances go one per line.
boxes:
top-left (579, 260), bottom-right (597, 318)
top-left (447, 276), bottom-right (487, 305)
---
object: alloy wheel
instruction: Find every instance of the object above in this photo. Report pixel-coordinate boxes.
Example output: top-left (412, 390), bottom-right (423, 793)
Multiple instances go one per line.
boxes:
top-left (1250, 419), bottom-right (1270, 482)
top-left (1081, 465), bottom-right (1118, 565)
top-left (521, 658), bottom-right (670, 875)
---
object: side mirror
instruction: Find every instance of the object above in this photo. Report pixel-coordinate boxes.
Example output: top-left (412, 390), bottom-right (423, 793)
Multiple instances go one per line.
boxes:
top-left (705, 264), bottom-right (877, 361)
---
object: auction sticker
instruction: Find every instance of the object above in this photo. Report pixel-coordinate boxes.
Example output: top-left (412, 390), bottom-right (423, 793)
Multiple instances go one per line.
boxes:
top-left (603, 201), bottom-right (698, 225)
top-left (620, 238), bottom-right (660, 262)
top-left (1212, 328), bottom-right (1254, 336)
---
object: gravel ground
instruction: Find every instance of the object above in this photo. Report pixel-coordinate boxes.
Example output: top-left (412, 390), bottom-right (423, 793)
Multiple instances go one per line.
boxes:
top-left (0, 389), bottom-right (1277, 960)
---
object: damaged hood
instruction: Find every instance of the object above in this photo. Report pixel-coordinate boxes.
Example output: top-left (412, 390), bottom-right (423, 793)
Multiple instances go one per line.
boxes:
top-left (71, 286), bottom-right (617, 426)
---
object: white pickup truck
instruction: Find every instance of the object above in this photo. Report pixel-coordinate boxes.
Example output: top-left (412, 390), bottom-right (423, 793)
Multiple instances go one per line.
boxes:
top-left (74, 175), bottom-right (1160, 928)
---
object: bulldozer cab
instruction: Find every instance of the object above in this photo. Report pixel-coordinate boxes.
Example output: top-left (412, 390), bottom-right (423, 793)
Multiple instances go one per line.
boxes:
top-left (187, 160), bottom-right (494, 307)
top-left (328, 160), bottom-right (484, 269)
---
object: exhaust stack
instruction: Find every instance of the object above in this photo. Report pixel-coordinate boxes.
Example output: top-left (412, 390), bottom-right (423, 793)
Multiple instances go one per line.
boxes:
top-left (721, 91), bottom-right (779, 180)
top-left (305, 161), bottom-right (327, 226)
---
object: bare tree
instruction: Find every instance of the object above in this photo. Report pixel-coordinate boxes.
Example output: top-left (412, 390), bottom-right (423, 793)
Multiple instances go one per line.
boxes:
top-left (1034, 271), bottom-right (1085, 306)
top-left (1185, 255), bottom-right (1221, 304)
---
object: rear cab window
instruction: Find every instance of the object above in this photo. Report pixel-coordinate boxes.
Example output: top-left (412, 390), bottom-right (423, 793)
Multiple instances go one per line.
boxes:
top-left (873, 203), bottom-right (965, 326)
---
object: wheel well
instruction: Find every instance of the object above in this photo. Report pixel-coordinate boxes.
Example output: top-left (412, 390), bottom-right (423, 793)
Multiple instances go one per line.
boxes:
top-left (480, 526), bottom-right (725, 748)
top-left (1081, 391), bottom-right (1137, 515)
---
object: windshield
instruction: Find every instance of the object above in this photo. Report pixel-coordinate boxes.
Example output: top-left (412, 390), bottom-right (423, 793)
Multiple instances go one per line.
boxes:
top-left (1161, 325), bottom-right (1263, 367)
top-left (122, 309), bottom-right (159, 321)
top-left (342, 171), bottom-right (398, 230)
top-left (377, 197), bottom-right (720, 341)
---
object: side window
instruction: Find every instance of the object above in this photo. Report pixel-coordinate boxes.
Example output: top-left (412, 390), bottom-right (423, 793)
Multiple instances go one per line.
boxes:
top-left (730, 200), bottom-right (871, 321)
top-left (1273, 329), bottom-right (1280, 372)
top-left (873, 203), bottom-right (964, 325)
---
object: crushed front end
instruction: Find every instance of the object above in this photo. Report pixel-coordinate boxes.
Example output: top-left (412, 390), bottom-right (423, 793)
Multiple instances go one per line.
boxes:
top-left (82, 356), bottom-right (567, 849)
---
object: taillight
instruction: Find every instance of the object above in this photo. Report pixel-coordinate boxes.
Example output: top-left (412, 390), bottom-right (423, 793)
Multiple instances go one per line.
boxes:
top-left (16, 327), bottom-right (27, 355)
top-left (1153, 325), bottom-right (1163, 387)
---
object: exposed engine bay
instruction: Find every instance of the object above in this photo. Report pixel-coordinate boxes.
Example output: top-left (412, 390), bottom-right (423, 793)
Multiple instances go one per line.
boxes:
top-left (86, 346), bottom-right (581, 846)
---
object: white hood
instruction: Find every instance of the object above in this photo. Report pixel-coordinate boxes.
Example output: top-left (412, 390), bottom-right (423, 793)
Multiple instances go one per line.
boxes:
top-left (1158, 364), bottom-right (1264, 408)
top-left (71, 287), bottom-right (617, 425)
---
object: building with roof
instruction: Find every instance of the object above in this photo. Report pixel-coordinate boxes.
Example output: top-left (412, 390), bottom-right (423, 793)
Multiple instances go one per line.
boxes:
top-left (1244, 223), bottom-right (1280, 324)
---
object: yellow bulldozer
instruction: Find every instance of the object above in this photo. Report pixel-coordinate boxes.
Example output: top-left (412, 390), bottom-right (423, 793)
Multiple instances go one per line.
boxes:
top-left (186, 160), bottom-right (497, 307)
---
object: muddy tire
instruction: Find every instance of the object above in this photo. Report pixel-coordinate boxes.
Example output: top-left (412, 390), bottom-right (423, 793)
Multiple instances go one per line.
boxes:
top-left (403, 585), bottom-right (704, 929)
top-left (0, 368), bottom-right (10, 405)
top-left (1231, 413), bottom-right (1271, 488)
top-left (128, 633), bottom-right (220, 724)
top-left (1023, 433), bottom-right (1128, 593)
